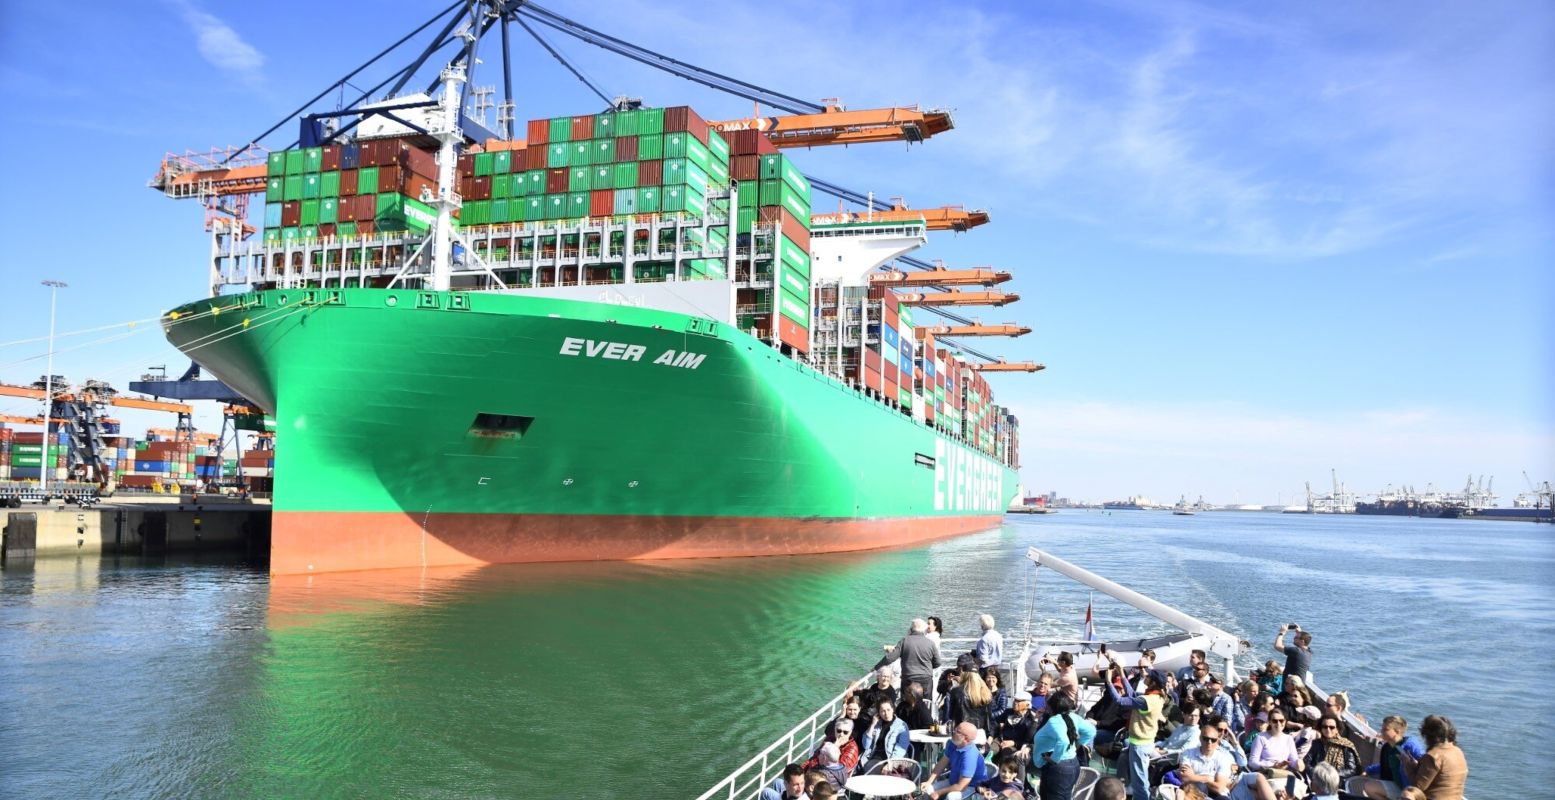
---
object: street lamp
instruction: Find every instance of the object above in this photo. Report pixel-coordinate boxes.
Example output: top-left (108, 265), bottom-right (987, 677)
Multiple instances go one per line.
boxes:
top-left (40, 280), bottom-right (66, 499)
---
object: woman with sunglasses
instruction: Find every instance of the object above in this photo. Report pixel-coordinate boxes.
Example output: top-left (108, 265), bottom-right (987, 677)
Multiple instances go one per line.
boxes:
top-left (1249, 708), bottom-right (1303, 793)
top-left (1303, 713), bottom-right (1361, 782)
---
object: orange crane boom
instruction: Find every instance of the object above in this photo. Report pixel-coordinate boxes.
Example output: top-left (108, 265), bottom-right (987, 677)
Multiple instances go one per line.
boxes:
top-left (897, 290), bottom-right (1021, 307)
top-left (109, 396), bottom-right (194, 414)
top-left (0, 384), bottom-right (45, 400)
top-left (919, 323), bottom-right (1032, 337)
top-left (710, 105), bottom-right (954, 148)
top-left (814, 205), bottom-right (990, 232)
top-left (149, 148), bottom-right (269, 198)
top-left (0, 414), bottom-right (44, 425)
top-left (971, 361), bottom-right (1046, 373)
top-left (871, 267), bottom-right (1011, 287)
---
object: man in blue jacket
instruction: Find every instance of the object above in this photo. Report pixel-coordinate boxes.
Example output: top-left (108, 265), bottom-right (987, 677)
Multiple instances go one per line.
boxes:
top-left (1356, 715), bottom-right (1427, 799)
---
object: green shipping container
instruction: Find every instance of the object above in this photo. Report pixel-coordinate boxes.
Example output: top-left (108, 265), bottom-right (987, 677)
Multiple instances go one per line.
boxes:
top-left (567, 192), bottom-right (589, 217)
top-left (300, 199), bottom-right (320, 226)
top-left (267, 151), bottom-right (287, 176)
top-left (263, 228), bottom-right (282, 244)
top-left (638, 134), bottom-right (663, 161)
top-left (376, 193), bottom-right (439, 233)
top-left (525, 197), bottom-right (545, 221)
top-left (594, 112), bottom-right (616, 138)
top-left (613, 162), bottom-right (639, 188)
top-left (637, 187), bottom-right (660, 212)
top-left (590, 166), bottom-right (614, 191)
top-left (463, 200), bottom-right (488, 225)
top-left (547, 143), bottom-right (569, 168)
top-left (707, 158), bottom-right (729, 186)
top-left (475, 152), bottom-right (495, 176)
top-left (548, 117), bottom-right (572, 142)
top-left (303, 147), bottom-right (323, 173)
top-left (510, 171), bottom-right (530, 198)
top-left (492, 199), bottom-right (510, 223)
top-left (544, 194), bottom-right (567, 220)
top-left (300, 225), bottom-right (319, 240)
top-left (759, 154), bottom-right (812, 197)
top-left (661, 186), bottom-right (706, 216)
top-left (664, 132), bottom-right (689, 159)
top-left (779, 262), bottom-right (810, 298)
top-left (685, 258), bottom-right (726, 279)
top-left (283, 175), bottom-right (303, 202)
top-left (281, 226), bottom-right (300, 241)
top-left (320, 198), bottom-right (338, 224)
top-left (522, 170), bottom-right (545, 196)
top-left (737, 185), bottom-right (758, 209)
top-left (759, 179), bottom-right (811, 221)
top-left (736, 205), bottom-right (757, 233)
top-left (321, 171), bottom-right (340, 197)
top-left (358, 167), bottom-right (379, 192)
top-left (777, 233), bottom-right (811, 278)
top-left (568, 142), bottom-right (592, 167)
top-left (492, 174), bottom-right (512, 199)
top-left (778, 286), bottom-right (809, 328)
top-left (684, 137), bottom-right (715, 176)
top-left (568, 167), bottom-right (591, 192)
top-left (284, 149), bottom-right (305, 175)
top-left (302, 173), bottom-right (322, 199)
top-left (493, 151), bottom-right (513, 174)
top-left (591, 138), bottom-right (616, 164)
top-left (266, 176), bottom-right (284, 202)
top-left (707, 128), bottom-right (730, 164)
top-left (639, 108), bottom-right (665, 134)
top-left (617, 109), bottom-right (641, 137)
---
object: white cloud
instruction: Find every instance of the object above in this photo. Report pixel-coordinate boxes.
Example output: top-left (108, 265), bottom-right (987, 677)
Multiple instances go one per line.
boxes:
top-left (168, 0), bottom-right (264, 85)
top-left (1009, 398), bottom-right (1555, 503)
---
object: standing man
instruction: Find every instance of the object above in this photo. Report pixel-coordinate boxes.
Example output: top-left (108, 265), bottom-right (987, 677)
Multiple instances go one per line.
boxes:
top-left (974, 613), bottom-right (1003, 676)
top-left (1274, 624), bottom-right (1313, 683)
top-left (1104, 665), bottom-right (1167, 800)
top-left (877, 619), bottom-right (941, 710)
top-left (920, 722), bottom-right (987, 799)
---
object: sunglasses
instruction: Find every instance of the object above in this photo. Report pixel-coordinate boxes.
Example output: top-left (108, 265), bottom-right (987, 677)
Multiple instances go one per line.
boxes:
top-left (1200, 736), bottom-right (1220, 743)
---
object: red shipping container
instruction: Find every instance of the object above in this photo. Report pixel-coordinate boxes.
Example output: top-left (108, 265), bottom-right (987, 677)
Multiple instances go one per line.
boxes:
top-left (523, 146), bottom-right (546, 171)
top-left (458, 153), bottom-right (475, 174)
top-left (356, 220), bottom-right (376, 235)
top-left (664, 107), bottom-right (710, 146)
top-left (353, 195), bottom-right (375, 220)
top-left (864, 366), bottom-right (882, 388)
top-left (545, 168), bottom-right (568, 194)
top-left (527, 118), bottom-right (549, 145)
top-left (403, 147), bottom-right (437, 179)
top-left (864, 349), bottom-right (881, 370)
top-left (470, 176), bottom-right (492, 201)
top-left (318, 222), bottom-right (336, 238)
top-left (404, 174), bottom-right (436, 203)
top-left (777, 315), bottom-right (808, 353)
top-left (732, 155), bottom-right (760, 182)
top-left (884, 362), bottom-right (899, 384)
top-left (359, 140), bottom-right (382, 167)
top-left (339, 169), bottom-right (359, 196)
top-left (589, 189), bottom-right (614, 217)
top-left (338, 197), bottom-right (358, 222)
top-left (377, 165), bottom-right (403, 194)
top-left (321, 145), bottom-right (341, 171)
top-left (884, 378), bottom-right (898, 399)
top-left (638, 159), bottom-right (663, 186)
top-left (571, 115), bottom-right (594, 140)
top-left (281, 201), bottom-right (301, 227)
top-left (614, 136), bottom-right (639, 162)
top-left (459, 175), bottom-right (474, 198)
top-left (884, 305), bottom-right (898, 328)
top-left (725, 129), bottom-right (777, 156)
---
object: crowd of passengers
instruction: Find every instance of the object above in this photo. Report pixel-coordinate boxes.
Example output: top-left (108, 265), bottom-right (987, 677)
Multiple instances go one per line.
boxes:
top-left (760, 618), bottom-right (1468, 800)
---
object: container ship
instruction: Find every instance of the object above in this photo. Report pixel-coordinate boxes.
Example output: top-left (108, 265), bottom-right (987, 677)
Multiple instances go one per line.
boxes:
top-left (151, 5), bottom-right (1039, 575)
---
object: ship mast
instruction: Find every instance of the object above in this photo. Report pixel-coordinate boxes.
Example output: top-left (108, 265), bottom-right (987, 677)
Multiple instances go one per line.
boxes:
top-left (429, 63), bottom-right (465, 292)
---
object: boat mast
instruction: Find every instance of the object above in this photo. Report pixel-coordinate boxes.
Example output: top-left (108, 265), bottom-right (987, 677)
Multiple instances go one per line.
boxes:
top-left (429, 63), bottom-right (465, 292)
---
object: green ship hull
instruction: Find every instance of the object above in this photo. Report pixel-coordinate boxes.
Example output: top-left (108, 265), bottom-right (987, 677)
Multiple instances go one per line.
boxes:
top-left (165, 288), bottom-right (1019, 574)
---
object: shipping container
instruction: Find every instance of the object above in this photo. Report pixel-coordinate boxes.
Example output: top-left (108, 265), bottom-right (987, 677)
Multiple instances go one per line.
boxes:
top-left (321, 145), bottom-right (341, 171)
top-left (475, 152), bottom-right (495, 176)
top-left (590, 189), bottom-right (614, 217)
top-left (638, 133), bottom-right (663, 161)
top-left (547, 142), bottom-right (569, 168)
top-left (615, 136), bottom-right (639, 162)
top-left (638, 159), bottom-right (663, 186)
top-left (267, 150), bottom-right (287, 176)
top-left (303, 146), bottom-right (323, 173)
top-left (568, 166), bottom-right (591, 192)
top-left (527, 118), bottom-right (549, 145)
top-left (284, 149), bottom-right (305, 175)
top-left (570, 114), bottom-right (594, 140)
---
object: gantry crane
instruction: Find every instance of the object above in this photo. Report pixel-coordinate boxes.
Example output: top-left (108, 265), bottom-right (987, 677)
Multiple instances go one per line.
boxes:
top-left (897, 290), bottom-right (1021, 307)
top-left (871, 266), bottom-right (1012, 286)
top-left (918, 322), bottom-right (1031, 337)
top-left (711, 104), bottom-right (954, 148)
top-left (0, 379), bottom-right (196, 488)
top-left (814, 202), bottom-right (989, 232)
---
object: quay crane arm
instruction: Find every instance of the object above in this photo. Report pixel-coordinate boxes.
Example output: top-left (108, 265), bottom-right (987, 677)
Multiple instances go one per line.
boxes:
top-left (0, 383), bottom-right (46, 401)
top-left (1027, 547), bottom-right (1245, 669)
top-left (710, 105), bottom-right (955, 149)
top-left (815, 203), bottom-right (988, 231)
top-left (871, 266), bottom-right (1011, 287)
top-left (897, 290), bottom-right (1021, 307)
top-left (970, 360), bottom-right (1045, 373)
top-left (0, 414), bottom-right (44, 425)
top-left (919, 323), bottom-right (1031, 337)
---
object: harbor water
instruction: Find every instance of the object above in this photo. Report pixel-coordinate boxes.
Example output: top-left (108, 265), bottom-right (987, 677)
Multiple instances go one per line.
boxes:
top-left (1, 511), bottom-right (1548, 797)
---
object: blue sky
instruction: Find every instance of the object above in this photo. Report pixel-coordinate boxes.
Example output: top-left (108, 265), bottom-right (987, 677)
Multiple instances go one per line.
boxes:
top-left (0, 0), bottom-right (1550, 503)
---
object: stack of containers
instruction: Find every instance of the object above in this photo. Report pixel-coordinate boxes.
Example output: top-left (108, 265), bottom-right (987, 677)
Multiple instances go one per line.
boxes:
top-left (728, 128), bottom-right (813, 353)
top-left (994, 406), bottom-right (1020, 467)
top-left (915, 329), bottom-right (939, 424)
top-left (866, 287), bottom-right (907, 404)
top-left (0, 426), bottom-right (11, 480)
top-left (263, 138), bottom-right (441, 244)
top-left (8, 430), bottom-right (64, 482)
top-left (896, 305), bottom-right (916, 408)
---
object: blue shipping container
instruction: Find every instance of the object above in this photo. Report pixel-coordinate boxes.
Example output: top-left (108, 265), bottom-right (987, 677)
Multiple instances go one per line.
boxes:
top-left (883, 327), bottom-right (899, 348)
top-left (136, 461), bottom-right (169, 473)
top-left (265, 203), bottom-right (283, 227)
top-left (340, 144), bottom-right (360, 170)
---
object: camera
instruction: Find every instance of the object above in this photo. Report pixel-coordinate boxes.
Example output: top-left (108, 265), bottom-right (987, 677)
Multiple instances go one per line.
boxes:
top-left (1289, 623), bottom-right (1300, 630)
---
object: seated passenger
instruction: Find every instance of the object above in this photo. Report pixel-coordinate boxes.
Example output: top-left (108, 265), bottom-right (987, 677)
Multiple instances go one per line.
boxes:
top-left (1306, 762), bottom-right (1341, 800)
top-left (1175, 649), bottom-right (1208, 683)
top-left (1094, 776), bottom-right (1127, 800)
top-left (1358, 715), bottom-right (1427, 800)
top-left (803, 720), bottom-right (858, 775)
top-left (1204, 713), bottom-right (1246, 770)
top-left (1405, 715), bottom-right (1466, 800)
top-left (976, 753), bottom-right (1025, 799)
top-left (1228, 680), bottom-right (1258, 735)
top-left (985, 668), bottom-right (1011, 721)
top-left (897, 681), bottom-right (935, 731)
top-left (1303, 714), bottom-right (1360, 782)
top-left (1029, 671), bottom-right (1055, 714)
top-left (803, 742), bottom-right (848, 791)
top-left (1207, 675), bottom-right (1234, 720)
top-left (1255, 660), bottom-right (1284, 697)
top-left (1239, 713), bottom-right (1267, 754)
top-left (921, 722), bottom-right (989, 800)
top-left (1248, 710), bottom-right (1302, 783)
top-left (757, 763), bottom-right (808, 800)
top-left (856, 666), bottom-right (899, 725)
top-left (1172, 719), bottom-right (1236, 798)
top-left (995, 690), bottom-right (1039, 758)
top-left (1159, 701), bottom-right (1203, 758)
top-left (826, 696), bottom-right (866, 749)
top-left (860, 697), bottom-right (912, 772)
top-left (949, 670), bottom-right (994, 737)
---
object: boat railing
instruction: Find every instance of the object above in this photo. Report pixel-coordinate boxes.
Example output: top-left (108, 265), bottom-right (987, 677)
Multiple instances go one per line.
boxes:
top-left (693, 668), bottom-right (874, 800)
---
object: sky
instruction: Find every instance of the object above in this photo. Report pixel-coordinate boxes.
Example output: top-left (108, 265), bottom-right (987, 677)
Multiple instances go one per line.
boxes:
top-left (0, 0), bottom-right (1550, 504)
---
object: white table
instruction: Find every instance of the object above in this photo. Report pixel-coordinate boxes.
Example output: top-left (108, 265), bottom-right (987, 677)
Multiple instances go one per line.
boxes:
top-left (844, 773), bottom-right (916, 799)
top-left (908, 729), bottom-right (951, 772)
